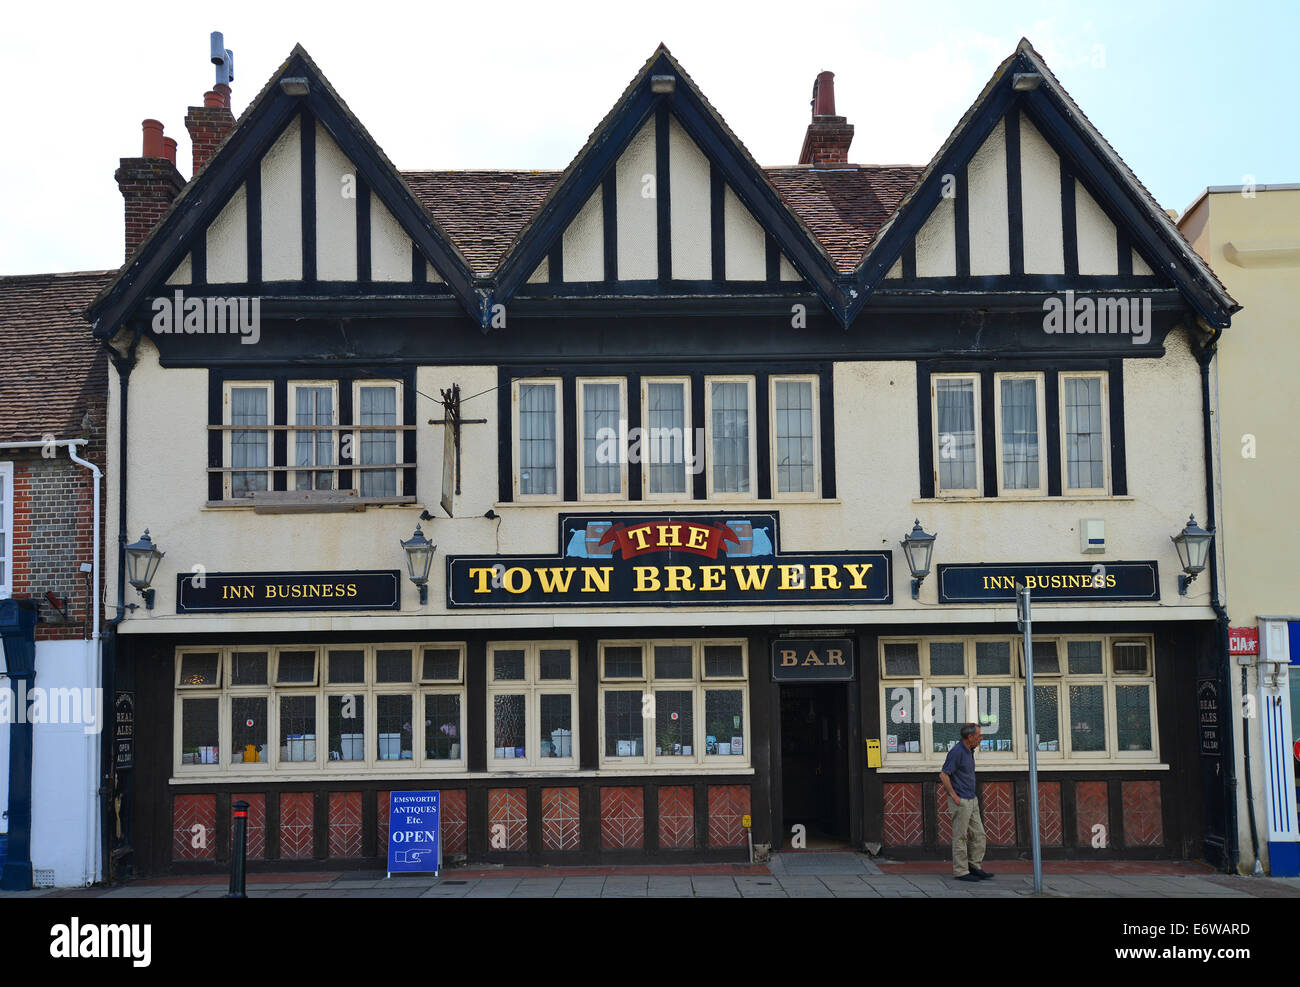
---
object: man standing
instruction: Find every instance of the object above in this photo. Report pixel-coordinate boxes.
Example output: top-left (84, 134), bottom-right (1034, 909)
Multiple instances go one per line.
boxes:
top-left (939, 723), bottom-right (993, 882)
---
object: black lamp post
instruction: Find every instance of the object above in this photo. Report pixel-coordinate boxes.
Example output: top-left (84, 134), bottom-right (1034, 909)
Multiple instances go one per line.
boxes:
top-left (125, 529), bottom-right (164, 610)
top-left (900, 519), bottom-right (937, 600)
top-left (401, 524), bottom-right (435, 605)
top-left (1171, 514), bottom-right (1213, 596)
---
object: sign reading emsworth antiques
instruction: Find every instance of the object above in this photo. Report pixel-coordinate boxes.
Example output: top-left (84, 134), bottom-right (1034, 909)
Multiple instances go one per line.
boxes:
top-left (176, 570), bottom-right (401, 613)
top-left (771, 639), bottom-right (856, 682)
top-left (447, 513), bottom-right (891, 608)
top-left (935, 562), bottom-right (1159, 603)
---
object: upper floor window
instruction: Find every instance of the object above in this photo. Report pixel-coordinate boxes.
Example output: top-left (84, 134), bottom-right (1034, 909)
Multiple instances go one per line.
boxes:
top-left (1061, 372), bottom-right (1109, 494)
top-left (215, 375), bottom-right (410, 504)
top-left (578, 377), bottom-right (627, 499)
top-left (994, 372), bottom-right (1046, 496)
top-left (642, 377), bottom-right (691, 498)
top-left (513, 378), bottom-right (561, 500)
top-left (706, 376), bottom-right (756, 498)
top-left (0, 461), bottom-right (12, 597)
top-left (770, 375), bottom-right (819, 496)
top-left (932, 374), bottom-right (981, 495)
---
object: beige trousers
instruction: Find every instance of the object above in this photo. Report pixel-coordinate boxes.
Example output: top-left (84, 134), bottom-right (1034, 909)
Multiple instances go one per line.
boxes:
top-left (949, 795), bottom-right (986, 876)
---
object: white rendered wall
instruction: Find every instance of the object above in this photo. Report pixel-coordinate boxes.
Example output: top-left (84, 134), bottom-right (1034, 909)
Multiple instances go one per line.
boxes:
top-left (562, 190), bottom-right (604, 281)
top-left (669, 115), bottom-right (711, 280)
top-left (260, 114), bottom-right (303, 282)
top-left (616, 119), bottom-right (657, 280)
top-left (967, 122), bottom-right (1010, 275)
top-left (205, 184), bottom-right (248, 283)
top-left (315, 120), bottom-right (358, 281)
top-left (1019, 113), bottom-right (1065, 274)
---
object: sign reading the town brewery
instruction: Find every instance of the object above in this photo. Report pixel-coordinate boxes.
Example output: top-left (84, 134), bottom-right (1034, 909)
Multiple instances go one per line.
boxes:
top-left (387, 790), bottom-right (441, 876)
top-left (935, 562), bottom-right (1159, 603)
top-left (176, 570), bottom-right (401, 613)
top-left (772, 639), bottom-right (855, 682)
top-left (447, 513), bottom-right (891, 608)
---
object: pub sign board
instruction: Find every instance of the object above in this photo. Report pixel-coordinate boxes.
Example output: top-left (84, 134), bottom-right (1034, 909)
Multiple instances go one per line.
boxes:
top-left (1198, 679), bottom-right (1221, 757)
top-left (936, 562), bottom-right (1160, 603)
top-left (447, 513), bottom-right (892, 608)
top-left (114, 691), bottom-right (135, 770)
top-left (176, 570), bottom-right (402, 613)
top-left (772, 639), bottom-right (856, 682)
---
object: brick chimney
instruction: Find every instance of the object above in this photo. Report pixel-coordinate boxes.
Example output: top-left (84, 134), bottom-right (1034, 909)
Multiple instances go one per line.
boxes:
top-left (798, 71), bottom-right (855, 167)
top-left (184, 82), bottom-right (235, 176)
top-left (115, 119), bottom-right (186, 259)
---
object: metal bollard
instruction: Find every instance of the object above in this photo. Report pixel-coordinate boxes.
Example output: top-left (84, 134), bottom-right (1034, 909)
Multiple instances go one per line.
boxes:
top-left (228, 800), bottom-right (249, 898)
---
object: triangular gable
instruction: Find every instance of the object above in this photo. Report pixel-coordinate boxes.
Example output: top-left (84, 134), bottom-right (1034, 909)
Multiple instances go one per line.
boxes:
top-left (849, 39), bottom-right (1239, 327)
top-left (88, 45), bottom-right (482, 337)
top-left (491, 45), bottom-right (844, 319)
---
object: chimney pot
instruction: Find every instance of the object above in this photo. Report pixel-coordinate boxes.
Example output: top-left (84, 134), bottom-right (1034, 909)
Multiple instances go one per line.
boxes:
top-left (811, 70), bottom-right (836, 117)
top-left (798, 71), bottom-right (854, 168)
top-left (187, 81), bottom-right (236, 175)
top-left (162, 136), bottom-right (178, 166)
top-left (141, 119), bottom-right (165, 159)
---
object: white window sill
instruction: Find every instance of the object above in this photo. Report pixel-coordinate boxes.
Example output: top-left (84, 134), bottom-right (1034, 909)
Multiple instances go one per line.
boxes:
top-left (170, 765), bottom-right (755, 784)
top-left (876, 761), bottom-right (1166, 772)
top-left (913, 495), bottom-right (1134, 504)
top-left (495, 499), bottom-right (841, 509)
top-left (204, 496), bottom-right (416, 512)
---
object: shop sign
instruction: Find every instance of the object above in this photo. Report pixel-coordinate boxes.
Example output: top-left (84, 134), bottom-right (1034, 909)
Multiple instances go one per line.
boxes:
top-left (387, 790), bottom-right (441, 875)
top-left (935, 561), bottom-right (1159, 603)
top-left (1228, 627), bottom-right (1258, 656)
top-left (114, 691), bottom-right (135, 770)
top-left (176, 570), bottom-right (401, 613)
top-left (772, 638), bottom-right (855, 682)
top-left (447, 513), bottom-right (891, 608)
top-left (1198, 679), bottom-right (1220, 757)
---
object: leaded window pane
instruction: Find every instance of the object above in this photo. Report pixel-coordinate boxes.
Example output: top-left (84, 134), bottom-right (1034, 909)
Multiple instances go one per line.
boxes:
top-left (277, 650), bottom-right (316, 684)
top-left (710, 381), bottom-right (750, 493)
top-left (539, 648), bottom-right (572, 681)
top-left (928, 641), bottom-right (965, 676)
top-left (883, 642), bottom-right (920, 677)
top-left (1068, 684), bottom-right (1106, 752)
top-left (493, 694), bottom-right (526, 757)
top-left (328, 649), bottom-right (364, 684)
top-left (582, 382), bottom-right (622, 495)
top-left (604, 691), bottom-right (643, 757)
top-left (656, 691), bottom-right (693, 756)
top-left (231, 696), bottom-right (266, 763)
top-left (975, 641), bottom-right (1010, 676)
top-left (376, 694), bottom-right (413, 760)
top-left (492, 649), bottom-right (526, 681)
top-left (704, 644), bottom-right (744, 678)
top-left (885, 685), bottom-right (920, 753)
top-left (1064, 376), bottom-right (1104, 489)
top-left (179, 653), bottom-right (219, 686)
top-left (519, 383), bottom-right (557, 495)
top-left (376, 648), bottom-right (412, 683)
top-left (424, 694), bottom-right (461, 760)
top-left (653, 645), bottom-right (692, 679)
top-left (539, 694), bottom-right (573, 758)
top-left (704, 690), bottom-right (744, 755)
top-left (647, 381), bottom-right (687, 494)
top-left (774, 379), bottom-right (815, 493)
top-left (180, 697), bottom-right (219, 764)
top-left (603, 646), bottom-right (643, 679)
top-left (327, 694), bottom-right (363, 762)
top-left (936, 378), bottom-right (977, 490)
top-left (1030, 685), bottom-right (1060, 752)
top-left (1000, 377), bottom-right (1039, 489)
top-left (280, 695), bottom-right (317, 762)
top-left (1116, 685), bottom-right (1152, 751)
top-left (230, 651), bottom-right (268, 686)
top-left (1067, 640), bottom-right (1104, 675)
top-left (421, 648), bottom-right (461, 681)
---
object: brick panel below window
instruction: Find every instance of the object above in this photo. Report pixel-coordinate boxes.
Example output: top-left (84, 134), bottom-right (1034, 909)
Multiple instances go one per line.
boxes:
top-left (882, 783), bottom-right (923, 846)
top-left (1075, 781), bottom-right (1109, 847)
top-left (279, 792), bottom-right (315, 860)
top-left (600, 787), bottom-right (644, 850)
top-left (172, 794), bottom-right (216, 861)
top-left (658, 786), bottom-right (695, 849)
top-left (707, 785), bottom-right (750, 848)
top-left (328, 792), bottom-right (363, 858)
top-left (981, 781), bottom-right (1016, 846)
top-left (1122, 781), bottom-right (1163, 847)
top-left (1037, 782), bottom-right (1063, 847)
top-left (541, 787), bottom-right (581, 852)
top-left (230, 793), bottom-right (266, 859)
top-left (487, 788), bottom-right (528, 852)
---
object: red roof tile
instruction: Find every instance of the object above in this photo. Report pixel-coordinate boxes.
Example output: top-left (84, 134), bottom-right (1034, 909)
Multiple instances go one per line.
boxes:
top-left (0, 271), bottom-right (112, 443)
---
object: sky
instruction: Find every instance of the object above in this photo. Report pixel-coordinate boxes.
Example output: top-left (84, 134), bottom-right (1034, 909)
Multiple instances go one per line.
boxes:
top-left (1, 0), bottom-right (1295, 275)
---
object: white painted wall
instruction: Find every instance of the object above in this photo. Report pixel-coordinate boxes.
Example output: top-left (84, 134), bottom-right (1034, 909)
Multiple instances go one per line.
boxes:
top-left (107, 321), bottom-right (1213, 636)
top-left (315, 120), bottom-right (357, 281)
top-left (371, 192), bottom-right (412, 281)
top-left (968, 122), bottom-right (1010, 275)
top-left (914, 195), bottom-right (956, 277)
top-left (1019, 113), bottom-right (1064, 274)
top-left (562, 190), bottom-right (603, 281)
top-left (261, 114), bottom-right (303, 282)
top-left (724, 186), bottom-right (766, 281)
top-left (669, 115), bottom-right (711, 280)
top-left (528, 258), bottom-right (549, 284)
top-left (616, 119), bottom-right (657, 281)
top-left (1076, 182), bottom-right (1118, 275)
top-left (165, 254), bottom-right (192, 286)
top-left (205, 184), bottom-right (248, 283)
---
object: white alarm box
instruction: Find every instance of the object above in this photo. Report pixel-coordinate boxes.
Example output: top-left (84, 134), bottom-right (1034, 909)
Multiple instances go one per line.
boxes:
top-left (1080, 518), bottom-right (1105, 554)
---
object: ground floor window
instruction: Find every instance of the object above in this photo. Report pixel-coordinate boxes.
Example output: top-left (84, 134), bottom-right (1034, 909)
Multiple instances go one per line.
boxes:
top-left (878, 634), bottom-right (1158, 766)
top-left (173, 643), bottom-right (466, 775)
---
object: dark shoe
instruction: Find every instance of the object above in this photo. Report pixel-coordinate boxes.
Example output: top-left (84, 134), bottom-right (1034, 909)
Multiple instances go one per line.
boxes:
top-left (970, 867), bottom-right (994, 880)
top-left (955, 873), bottom-right (982, 883)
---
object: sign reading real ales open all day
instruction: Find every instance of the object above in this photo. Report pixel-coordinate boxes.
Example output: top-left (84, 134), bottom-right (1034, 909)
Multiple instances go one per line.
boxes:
top-left (176, 570), bottom-right (401, 613)
top-left (446, 513), bottom-right (891, 608)
top-left (935, 562), bottom-right (1160, 603)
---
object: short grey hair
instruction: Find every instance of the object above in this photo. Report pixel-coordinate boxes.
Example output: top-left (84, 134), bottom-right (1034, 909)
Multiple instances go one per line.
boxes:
top-left (960, 723), bottom-right (979, 739)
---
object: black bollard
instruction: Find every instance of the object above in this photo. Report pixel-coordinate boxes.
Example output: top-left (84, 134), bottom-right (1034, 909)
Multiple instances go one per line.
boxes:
top-left (228, 800), bottom-right (249, 898)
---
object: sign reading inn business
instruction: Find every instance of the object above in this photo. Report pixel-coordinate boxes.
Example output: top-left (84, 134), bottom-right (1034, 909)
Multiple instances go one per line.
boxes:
top-left (447, 513), bottom-right (891, 608)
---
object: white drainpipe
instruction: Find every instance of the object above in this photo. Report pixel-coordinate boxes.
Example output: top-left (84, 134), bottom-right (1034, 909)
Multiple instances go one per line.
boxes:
top-left (0, 437), bottom-right (102, 884)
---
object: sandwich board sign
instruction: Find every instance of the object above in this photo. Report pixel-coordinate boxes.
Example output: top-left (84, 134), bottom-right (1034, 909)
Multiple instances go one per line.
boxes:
top-left (387, 790), bottom-right (441, 877)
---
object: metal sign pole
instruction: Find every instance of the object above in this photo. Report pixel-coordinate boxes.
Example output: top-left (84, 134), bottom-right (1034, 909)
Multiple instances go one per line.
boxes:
top-left (1018, 585), bottom-right (1043, 895)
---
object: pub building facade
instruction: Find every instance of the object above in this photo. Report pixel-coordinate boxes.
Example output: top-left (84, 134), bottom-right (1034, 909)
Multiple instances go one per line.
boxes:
top-left (88, 38), bottom-right (1239, 875)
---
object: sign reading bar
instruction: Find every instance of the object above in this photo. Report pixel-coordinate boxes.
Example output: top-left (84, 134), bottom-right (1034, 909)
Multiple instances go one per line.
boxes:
top-left (176, 570), bottom-right (401, 613)
top-left (387, 790), bottom-right (441, 876)
top-left (447, 513), bottom-right (891, 608)
top-left (772, 639), bottom-right (855, 682)
top-left (936, 561), bottom-right (1159, 603)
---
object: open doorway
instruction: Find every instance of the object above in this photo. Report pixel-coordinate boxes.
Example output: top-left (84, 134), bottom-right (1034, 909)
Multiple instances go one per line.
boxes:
top-left (780, 684), bottom-right (851, 848)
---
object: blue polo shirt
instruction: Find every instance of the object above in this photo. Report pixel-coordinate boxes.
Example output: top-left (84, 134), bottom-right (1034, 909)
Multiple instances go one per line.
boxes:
top-left (941, 741), bottom-right (977, 800)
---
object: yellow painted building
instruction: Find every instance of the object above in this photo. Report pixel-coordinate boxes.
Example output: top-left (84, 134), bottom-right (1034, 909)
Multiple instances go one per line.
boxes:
top-left (1180, 185), bottom-right (1300, 875)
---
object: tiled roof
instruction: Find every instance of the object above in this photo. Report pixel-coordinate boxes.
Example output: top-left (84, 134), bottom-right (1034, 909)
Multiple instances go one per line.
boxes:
top-left (766, 166), bottom-right (926, 273)
top-left (404, 171), bottom-right (561, 277)
top-left (401, 165), bottom-right (925, 276)
top-left (0, 270), bottom-right (112, 443)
